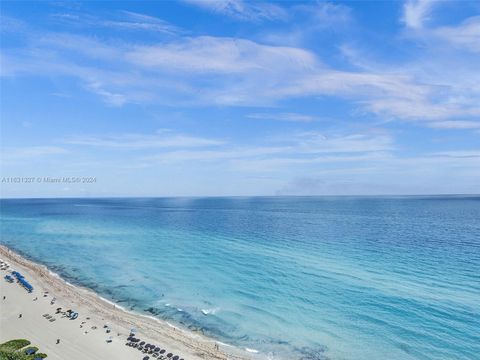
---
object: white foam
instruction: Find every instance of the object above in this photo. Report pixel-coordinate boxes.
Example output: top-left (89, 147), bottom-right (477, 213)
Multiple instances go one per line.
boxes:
top-left (246, 348), bottom-right (259, 353)
top-left (201, 307), bottom-right (219, 315)
top-left (48, 270), bottom-right (62, 279)
top-left (99, 296), bottom-right (116, 306)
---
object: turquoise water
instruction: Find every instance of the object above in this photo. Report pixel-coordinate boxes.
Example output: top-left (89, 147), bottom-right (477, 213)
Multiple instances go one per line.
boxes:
top-left (0, 197), bottom-right (479, 360)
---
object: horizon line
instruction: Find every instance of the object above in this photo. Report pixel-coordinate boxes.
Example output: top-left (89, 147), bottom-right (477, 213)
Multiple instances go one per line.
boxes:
top-left (1, 194), bottom-right (479, 200)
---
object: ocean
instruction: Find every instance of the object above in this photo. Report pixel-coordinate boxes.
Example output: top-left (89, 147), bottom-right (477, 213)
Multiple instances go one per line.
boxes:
top-left (0, 196), bottom-right (479, 360)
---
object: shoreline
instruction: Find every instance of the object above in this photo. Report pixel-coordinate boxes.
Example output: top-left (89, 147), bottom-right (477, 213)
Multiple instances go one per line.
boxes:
top-left (0, 244), bottom-right (253, 360)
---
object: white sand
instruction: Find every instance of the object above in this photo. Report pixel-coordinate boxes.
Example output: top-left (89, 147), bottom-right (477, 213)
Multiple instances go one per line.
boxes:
top-left (0, 246), bottom-right (251, 360)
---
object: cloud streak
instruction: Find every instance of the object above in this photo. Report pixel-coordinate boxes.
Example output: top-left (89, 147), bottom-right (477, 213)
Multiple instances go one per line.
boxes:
top-left (63, 131), bottom-right (224, 149)
top-left (402, 0), bottom-right (436, 29)
top-left (182, 0), bottom-right (287, 21)
top-left (1, 146), bottom-right (68, 165)
top-left (52, 10), bottom-right (183, 35)
top-left (247, 112), bottom-right (316, 122)
top-left (2, 12), bottom-right (479, 126)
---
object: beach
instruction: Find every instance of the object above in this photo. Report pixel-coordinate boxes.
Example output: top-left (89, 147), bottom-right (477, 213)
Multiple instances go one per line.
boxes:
top-left (0, 245), bottom-right (250, 360)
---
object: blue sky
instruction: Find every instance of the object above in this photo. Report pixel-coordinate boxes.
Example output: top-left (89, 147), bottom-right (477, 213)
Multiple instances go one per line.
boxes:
top-left (1, 0), bottom-right (479, 197)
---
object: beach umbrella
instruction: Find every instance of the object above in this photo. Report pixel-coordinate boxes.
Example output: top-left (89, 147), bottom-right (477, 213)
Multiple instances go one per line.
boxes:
top-left (173, 356), bottom-right (179, 360)
top-left (154, 347), bottom-right (160, 352)
top-left (167, 353), bottom-right (173, 358)
top-left (143, 357), bottom-right (150, 360)
top-left (140, 341), bottom-right (145, 346)
top-left (160, 349), bottom-right (166, 354)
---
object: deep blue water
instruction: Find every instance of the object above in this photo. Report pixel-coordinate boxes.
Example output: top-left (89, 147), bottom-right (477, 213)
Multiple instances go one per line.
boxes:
top-left (1, 197), bottom-right (479, 360)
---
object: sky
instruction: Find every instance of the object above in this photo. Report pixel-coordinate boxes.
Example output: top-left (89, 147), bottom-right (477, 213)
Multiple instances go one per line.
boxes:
top-left (0, 0), bottom-right (479, 197)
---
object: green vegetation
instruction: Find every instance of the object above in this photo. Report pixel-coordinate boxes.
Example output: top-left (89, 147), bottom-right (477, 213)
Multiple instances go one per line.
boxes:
top-left (0, 340), bottom-right (30, 352)
top-left (0, 349), bottom-right (29, 360)
top-left (32, 354), bottom-right (47, 359)
top-left (0, 340), bottom-right (47, 360)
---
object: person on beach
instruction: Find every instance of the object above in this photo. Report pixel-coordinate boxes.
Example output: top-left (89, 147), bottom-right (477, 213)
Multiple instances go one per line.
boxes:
top-left (18, 314), bottom-right (22, 318)
top-left (56, 339), bottom-right (60, 344)
top-left (2, 296), bottom-right (5, 300)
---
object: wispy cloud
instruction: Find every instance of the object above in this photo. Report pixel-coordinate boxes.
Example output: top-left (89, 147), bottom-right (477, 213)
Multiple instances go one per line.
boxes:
top-left (402, 0), bottom-right (436, 29)
top-left (182, 0), bottom-right (287, 22)
top-left (105, 11), bottom-right (182, 34)
top-left (52, 10), bottom-right (182, 35)
top-left (432, 150), bottom-right (480, 159)
top-left (275, 150), bottom-right (480, 195)
top-left (1, 146), bottom-right (68, 164)
top-left (125, 36), bottom-right (317, 74)
top-left (1, 3), bottom-right (479, 133)
top-left (432, 16), bottom-right (480, 53)
top-left (3, 24), bottom-right (479, 126)
top-left (62, 131), bottom-right (224, 149)
top-left (136, 131), bottom-right (394, 169)
top-left (247, 112), bottom-right (316, 122)
top-left (427, 120), bottom-right (480, 129)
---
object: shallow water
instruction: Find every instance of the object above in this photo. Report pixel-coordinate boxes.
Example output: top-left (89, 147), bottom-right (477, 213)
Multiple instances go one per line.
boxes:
top-left (1, 196), bottom-right (479, 359)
